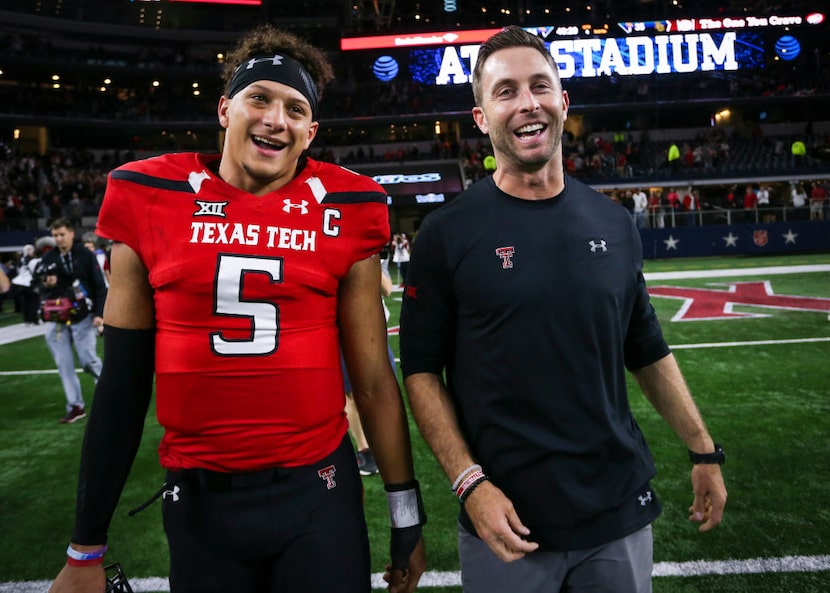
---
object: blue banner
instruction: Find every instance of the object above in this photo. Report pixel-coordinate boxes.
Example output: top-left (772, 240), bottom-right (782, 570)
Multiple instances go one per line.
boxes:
top-left (640, 220), bottom-right (830, 259)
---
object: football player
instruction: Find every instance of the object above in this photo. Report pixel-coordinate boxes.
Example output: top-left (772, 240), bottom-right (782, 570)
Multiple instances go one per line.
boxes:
top-left (50, 24), bottom-right (425, 593)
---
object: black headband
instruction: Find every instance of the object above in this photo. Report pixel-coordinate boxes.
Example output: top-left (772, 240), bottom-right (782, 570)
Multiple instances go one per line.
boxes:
top-left (227, 54), bottom-right (319, 119)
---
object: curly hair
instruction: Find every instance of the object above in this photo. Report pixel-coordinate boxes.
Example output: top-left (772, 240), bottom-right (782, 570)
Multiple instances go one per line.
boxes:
top-left (221, 24), bottom-right (335, 101)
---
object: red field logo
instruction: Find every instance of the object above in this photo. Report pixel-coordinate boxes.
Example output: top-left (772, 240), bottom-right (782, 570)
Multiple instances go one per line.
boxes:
top-left (647, 281), bottom-right (830, 321)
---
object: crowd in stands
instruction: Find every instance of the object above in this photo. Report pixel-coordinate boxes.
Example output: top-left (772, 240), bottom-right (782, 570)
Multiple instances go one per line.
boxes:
top-left (562, 127), bottom-right (830, 183)
top-left (606, 179), bottom-right (828, 228)
top-left (2, 127), bottom-right (827, 236)
top-left (458, 127), bottom-right (830, 186)
top-left (0, 145), bottom-right (117, 232)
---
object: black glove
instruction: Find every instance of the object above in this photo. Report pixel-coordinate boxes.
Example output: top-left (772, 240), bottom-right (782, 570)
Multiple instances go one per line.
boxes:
top-left (390, 525), bottom-right (422, 570)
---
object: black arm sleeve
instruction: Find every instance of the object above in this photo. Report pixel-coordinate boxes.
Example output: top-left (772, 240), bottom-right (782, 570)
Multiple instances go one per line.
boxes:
top-left (71, 325), bottom-right (155, 545)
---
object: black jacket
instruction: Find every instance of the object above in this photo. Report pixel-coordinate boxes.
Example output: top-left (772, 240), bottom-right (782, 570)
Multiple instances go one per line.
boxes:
top-left (39, 241), bottom-right (108, 318)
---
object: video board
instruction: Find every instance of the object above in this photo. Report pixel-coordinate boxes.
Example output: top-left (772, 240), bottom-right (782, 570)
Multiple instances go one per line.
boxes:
top-left (348, 161), bottom-right (466, 206)
top-left (341, 11), bottom-right (826, 85)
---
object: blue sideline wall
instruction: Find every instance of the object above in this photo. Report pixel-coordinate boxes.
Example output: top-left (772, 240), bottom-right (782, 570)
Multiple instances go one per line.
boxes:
top-left (640, 220), bottom-right (830, 259)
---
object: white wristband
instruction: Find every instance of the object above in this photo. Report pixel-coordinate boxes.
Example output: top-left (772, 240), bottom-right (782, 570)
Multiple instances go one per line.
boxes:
top-left (66, 544), bottom-right (107, 561)
top-left (386, 488), bottom-right (421, 529)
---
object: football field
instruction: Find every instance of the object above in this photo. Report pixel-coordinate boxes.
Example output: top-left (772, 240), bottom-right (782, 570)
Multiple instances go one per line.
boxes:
top-left (1, 253), bottom-right (828, 592)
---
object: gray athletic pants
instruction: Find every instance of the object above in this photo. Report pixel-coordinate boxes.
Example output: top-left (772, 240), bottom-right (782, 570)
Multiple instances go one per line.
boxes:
top-left (459, 521), bottom-right (653, 593)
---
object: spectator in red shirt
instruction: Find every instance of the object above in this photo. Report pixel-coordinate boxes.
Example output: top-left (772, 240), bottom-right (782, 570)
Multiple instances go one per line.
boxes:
top-left (743, 185), bottom-right (758, 210)
top-left (664, 187), bottom-right (680, 226)
top-left (810, 183), bottom-right (827, 220)
top-left (682, 188), bottom-right (698, 226)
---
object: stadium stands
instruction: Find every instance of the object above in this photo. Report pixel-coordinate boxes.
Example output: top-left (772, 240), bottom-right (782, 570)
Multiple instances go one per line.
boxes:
top-left (0, 0), bottom-right (828, 253)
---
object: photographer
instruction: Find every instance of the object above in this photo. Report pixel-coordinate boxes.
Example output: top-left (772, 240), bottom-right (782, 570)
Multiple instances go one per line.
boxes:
top-left (38, 218), bottom-right (107, 424)
top-left (11, 244), bottom-right (41, 325)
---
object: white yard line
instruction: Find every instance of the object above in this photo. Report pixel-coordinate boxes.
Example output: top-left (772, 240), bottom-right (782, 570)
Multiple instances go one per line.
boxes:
top-left (1, 334), bottom-right (827, 379)
top-left (3, 556), bottom-right (830, 593)
top-left (642, 263), bottom-right (830, 280)
top-left (671, 336), bottom-right (830, 349)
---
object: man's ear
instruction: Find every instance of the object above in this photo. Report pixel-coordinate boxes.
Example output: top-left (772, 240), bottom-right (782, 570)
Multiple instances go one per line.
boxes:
top-left (305, 120), bottom-right (319, 149)
top-left (472, 107), bottom-right (488, 135)
top-left (217, 96), bottom-right (230, 129)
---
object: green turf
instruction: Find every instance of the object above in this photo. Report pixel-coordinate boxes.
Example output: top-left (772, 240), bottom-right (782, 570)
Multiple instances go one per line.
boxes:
top-left (1, 252), bottom-right (828, 591)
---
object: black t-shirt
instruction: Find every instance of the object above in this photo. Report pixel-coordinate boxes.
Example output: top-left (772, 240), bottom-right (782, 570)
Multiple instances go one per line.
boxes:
top-left (400, 174), bottom-right (669, 550)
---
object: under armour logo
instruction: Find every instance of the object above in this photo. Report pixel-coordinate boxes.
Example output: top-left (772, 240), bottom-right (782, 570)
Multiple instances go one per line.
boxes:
top-left (495, 246), bottom-right (515, 269)
top-left (283, 199), bottom-right (309, 214)
top-left (318, 465), bottom-right (337, 490)
top-left (188, 170), bottom-right (211, 193)
top-left (589, 239), bottom-right (607, 253)
top-left (638, 490), bottom-right (653, 506)
top-left (245, 55), bottom-right (285, 70)
top-left (194, 200), bottom-right (229, 218)
top-left (163, 485), bottom-right (180, 502)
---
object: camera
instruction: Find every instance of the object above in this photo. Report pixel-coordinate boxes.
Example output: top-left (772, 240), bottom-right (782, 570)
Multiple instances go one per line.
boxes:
top-left (34, 260), bottom-right (58, 279)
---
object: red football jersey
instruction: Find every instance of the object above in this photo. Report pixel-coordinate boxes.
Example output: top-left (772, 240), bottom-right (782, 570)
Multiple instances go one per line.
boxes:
top-left (97, 153), bottom-right (390, 471)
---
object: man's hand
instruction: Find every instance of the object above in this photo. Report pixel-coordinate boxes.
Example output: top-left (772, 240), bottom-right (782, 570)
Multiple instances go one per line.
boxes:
top-left (48, 563), bottom-right (106, 593)
top-left (464, 481), bottom-right (539, 562)
top-left (383, 536), bottom-right (426, 593)
top-left (688, 463), bottom-right (727, 531)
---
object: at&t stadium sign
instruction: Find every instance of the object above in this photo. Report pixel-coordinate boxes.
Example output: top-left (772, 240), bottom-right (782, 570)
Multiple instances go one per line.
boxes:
top-left (341, 12), bottom-right (825, 84)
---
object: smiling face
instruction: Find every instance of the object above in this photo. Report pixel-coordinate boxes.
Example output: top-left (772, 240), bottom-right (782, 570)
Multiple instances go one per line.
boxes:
top-left (472, 46), bottom-right (569, 180)
top-left (217, 79), bottom-right (319, 196)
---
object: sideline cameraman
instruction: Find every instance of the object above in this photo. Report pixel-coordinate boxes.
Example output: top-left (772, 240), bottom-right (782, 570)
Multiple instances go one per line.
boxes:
top-left (38, 218), bottom-right (107, 424)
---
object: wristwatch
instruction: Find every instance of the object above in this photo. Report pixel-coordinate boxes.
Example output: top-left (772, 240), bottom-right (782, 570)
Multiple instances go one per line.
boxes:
top-left (689, 443), bottom-right (725, 465)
